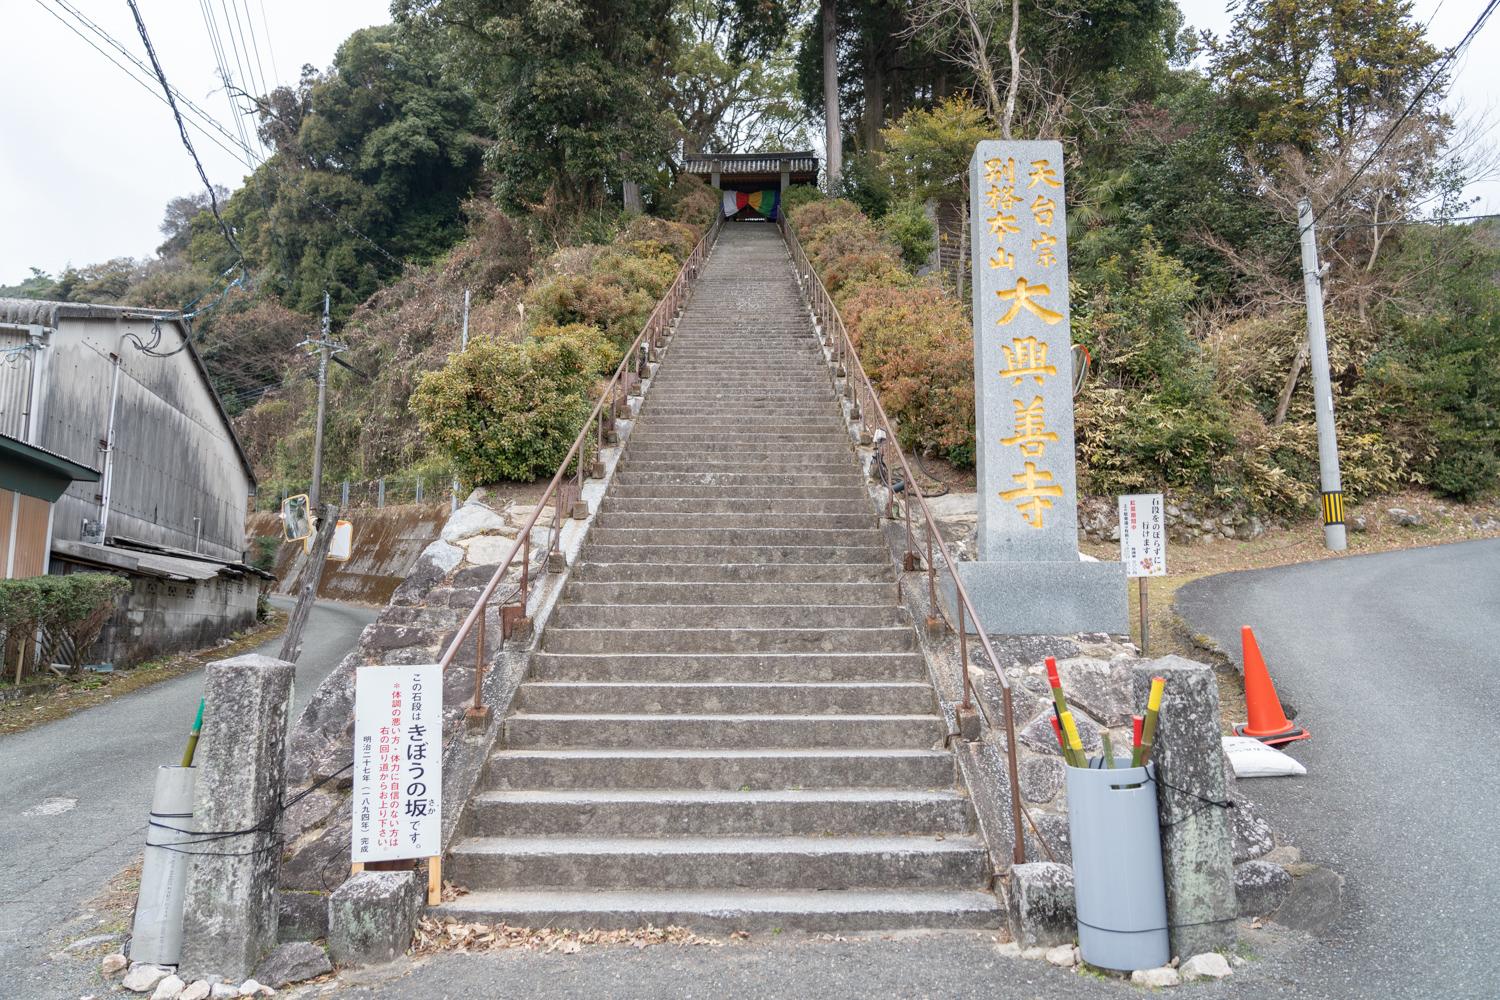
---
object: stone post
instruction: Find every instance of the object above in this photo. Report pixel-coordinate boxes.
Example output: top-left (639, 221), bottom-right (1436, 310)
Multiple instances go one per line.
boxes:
top-left (178, 653), bottom-right (295, 982)
top-left (945, 139), bottom-right (1125, 635)
top-left (1131, 656), bottom-right (1236, 958)
top-left (779, 158), bottom-right (790, 202)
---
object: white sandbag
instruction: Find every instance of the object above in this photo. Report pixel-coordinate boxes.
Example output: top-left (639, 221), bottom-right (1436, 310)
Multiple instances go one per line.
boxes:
top-left (1222, 736), bottom-right (1307, 778)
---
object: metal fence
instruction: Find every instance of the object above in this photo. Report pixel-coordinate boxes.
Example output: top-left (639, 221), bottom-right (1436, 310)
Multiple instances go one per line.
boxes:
top-left (255, 476), bottom-right (464, 513)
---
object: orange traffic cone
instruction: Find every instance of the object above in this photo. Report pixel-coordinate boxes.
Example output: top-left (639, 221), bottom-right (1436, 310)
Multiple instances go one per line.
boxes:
top-left (1235, 625), bottom-right (1309, 746)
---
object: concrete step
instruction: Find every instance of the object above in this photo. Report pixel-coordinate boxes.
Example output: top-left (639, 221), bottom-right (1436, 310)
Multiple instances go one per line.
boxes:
top-left (600, 497), bottom-right (873, 515)
top-left (547, 603), bottom-right (906, 629)
top-left (570, 561), bottom-right (892, 584)
top-left (615, 473), bottom-right (865, 488)
top-left (624, 457), bottom-right (858, 474)
top-left (503, 712), bottom-right (944, 748)
top-left (529, 650), bottom-right (926, 682)
top-left (624, 432), bottom-right (851, 446)
top-left (586, 527), bottom-right (882, 548)
top-left (563, 581), bottom-right (896, 605)
top-left (578, 544), bottom-right (888, 565)
top-left (540, 624), bottom-right (918, 654)
top-left (429, 888), bottom-right (1001, 932)
top-left (464, 788), bottom-right (973, 837)
top-left (483, 748), bottom-right (955, 790)
top-left (593, 512), bottom-right (875, 531)
top-left (515, 680), bottom-right (936, 715)
top-left (445, 835), bottom-right (989, 890)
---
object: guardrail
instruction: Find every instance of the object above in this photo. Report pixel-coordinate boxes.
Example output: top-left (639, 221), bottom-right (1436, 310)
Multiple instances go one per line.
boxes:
top-left (779, 214), bottom-right (1029, 866)
top-left (435, 213), bottom-right (723, 724)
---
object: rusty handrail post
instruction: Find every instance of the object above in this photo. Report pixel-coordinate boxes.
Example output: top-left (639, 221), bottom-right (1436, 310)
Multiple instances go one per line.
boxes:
top-left (437, 219), bottom-right (723, 726)
top-left (779, 214), bottom-right (1035, 867)
top-left (520, 531), bottom-right (530, 605)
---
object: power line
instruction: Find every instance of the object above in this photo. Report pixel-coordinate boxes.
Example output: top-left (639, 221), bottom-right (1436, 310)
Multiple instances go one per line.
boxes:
top-left (41, 0), bottom-right (258, 168)
top-left (126, 0), bottom-right (245, 263)
top-left (255, 0), bottom-right (280, 84)
top-left (1308, 0), bottom-right (1500, 231)
top-left (30, 0), bottom-right (254, 168)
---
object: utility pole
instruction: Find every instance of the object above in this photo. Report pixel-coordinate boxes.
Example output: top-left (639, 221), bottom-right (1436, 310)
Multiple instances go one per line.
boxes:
top-left (461, 289), bottom-right (470, 351)
top-left (283, 292), bottom-right (348, 662)
top-left (299, 291), bottom-right (346, 508)
top-left (1298, 199), bottom-right (1347, 552)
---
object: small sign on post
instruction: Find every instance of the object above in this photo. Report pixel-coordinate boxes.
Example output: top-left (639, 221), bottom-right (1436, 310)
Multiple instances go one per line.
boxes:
top-left (351, 664), bottom-right (443, 904)
top-left (1118, 494), bottom-right (1166, 653)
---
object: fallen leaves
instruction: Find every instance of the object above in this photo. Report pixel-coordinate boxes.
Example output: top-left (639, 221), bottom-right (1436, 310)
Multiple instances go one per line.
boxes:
top-left (413, 918), bottom-right (727, 955)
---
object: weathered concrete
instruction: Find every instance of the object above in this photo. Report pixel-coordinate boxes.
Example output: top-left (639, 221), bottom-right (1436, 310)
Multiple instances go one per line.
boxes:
top-left (1005, 863), bottom-right (1076, 948)
top-left (1130, 656), bottom-right (1237, 958)
top-left (251, 940), bottom-right (332, 988)
top-left (1235, 859), bottom-right (1292, 917)
top-left (327, 871), bottom-right (423, 967)
top-left (1273, 865), bottom-right (1344, 936)
top-left (947, 560), bottom-right (1127, 637)
top-left (179, 654), bottom-right (295, 982)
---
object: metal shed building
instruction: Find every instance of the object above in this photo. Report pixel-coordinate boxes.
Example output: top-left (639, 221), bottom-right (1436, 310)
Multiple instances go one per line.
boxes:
top-left (0, 298), bottom-right (265, 663)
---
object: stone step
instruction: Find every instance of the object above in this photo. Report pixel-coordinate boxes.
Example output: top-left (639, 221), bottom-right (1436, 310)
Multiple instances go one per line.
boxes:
top-left (563, 581), bottom-right (894, 606)
top-left (503, 712), bottom-right (944, 748)
top-left (483, 748), bottom-right (955, 790)
top-left (515, 680), bottom-right (936, 715)
top-left (540, 624), bottom-right (918, 654)
top-left (576, 544), bottom-right (888, 565)
top-left (464, 788), bottom-right (973, 837)
top-left (529, 650), bottom-right (926, 683)
top-left (623, 447), bottom-right (858, 463)
top-left (571, 562), bottom-right (891, 585)
top-left (625, 431), bottom-right (851, 445)
top-left (547, 603), bottom-right (906, 630)
top-left (445, 835), bottom-right (988, 890)
top-left (615, 472), bottom-right (865, 488)
top-left (586, 527), bottom-right (882, 549)
top-left (594, 511), bottom-right (875, 531)
top-left (429, 888), bottom-right (1001, 932)
top-left (600, 497), bottom-right (874, 515)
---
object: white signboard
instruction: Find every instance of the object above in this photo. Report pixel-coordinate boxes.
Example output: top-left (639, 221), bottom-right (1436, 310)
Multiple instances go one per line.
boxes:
top-left (328, 520), bottom-right (354, 562)
top-left (1118, 494), bottom-right (1166, 578)
top-left (352, 664), bottom-right (441, 863)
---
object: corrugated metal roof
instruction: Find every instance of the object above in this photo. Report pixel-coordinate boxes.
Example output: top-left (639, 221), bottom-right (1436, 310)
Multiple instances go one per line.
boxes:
top-left (0, 298), bottom-right (258, 486)
top-left (52, 538), bottom-right (260, 582)
top-left (0, 431), bottom-right (101, 478)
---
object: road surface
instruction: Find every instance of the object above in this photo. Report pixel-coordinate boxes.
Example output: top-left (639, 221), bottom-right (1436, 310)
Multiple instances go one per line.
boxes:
top-left (1176, 538), bottom-right (1500, 999)
top-left (0, 597), bottom-right (375, 996)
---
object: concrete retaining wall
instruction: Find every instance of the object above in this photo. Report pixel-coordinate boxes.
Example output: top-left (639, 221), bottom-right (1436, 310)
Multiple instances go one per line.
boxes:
top-left (247, 503), bottom-right (450, 606)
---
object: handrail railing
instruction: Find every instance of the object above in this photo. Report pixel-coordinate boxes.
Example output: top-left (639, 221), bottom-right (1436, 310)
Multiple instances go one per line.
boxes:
top-left (436, 213), bottom-right (724, 724)
top-left (778, 214), bottom-right (1029, 867)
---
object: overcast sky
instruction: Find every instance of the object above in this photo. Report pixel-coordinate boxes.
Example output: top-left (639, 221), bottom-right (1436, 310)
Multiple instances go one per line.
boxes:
top-left (2, 0), bottom-right (1494, 286)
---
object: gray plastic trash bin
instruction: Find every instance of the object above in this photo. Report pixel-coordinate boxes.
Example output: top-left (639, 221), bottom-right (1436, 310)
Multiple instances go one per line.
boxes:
top-left (1065, 758), bottom-right (1170, 971)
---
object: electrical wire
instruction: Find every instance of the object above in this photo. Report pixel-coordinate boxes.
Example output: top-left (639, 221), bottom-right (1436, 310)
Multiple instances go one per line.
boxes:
top-left (127, 0), bottom-right (245, 263)
top-left (30, 0), bottom-right (254, 168)
top-left (1307, 0), bottom-right (1500, 232)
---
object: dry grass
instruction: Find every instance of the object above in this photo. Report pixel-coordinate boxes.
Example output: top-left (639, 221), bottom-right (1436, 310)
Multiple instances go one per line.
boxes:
top-left (0, 610), bottom-right (287, 737)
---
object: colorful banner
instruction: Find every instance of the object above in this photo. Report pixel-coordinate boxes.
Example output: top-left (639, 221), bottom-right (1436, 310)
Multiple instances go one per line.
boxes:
top-left (722, 189), bottom-right (780, 219)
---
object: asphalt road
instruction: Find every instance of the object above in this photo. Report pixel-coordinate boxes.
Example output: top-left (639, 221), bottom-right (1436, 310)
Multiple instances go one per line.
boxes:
top-left (1176, 538), bottom-right (1500, 1000)
top-left (1, 597), bottom-right (375, 996)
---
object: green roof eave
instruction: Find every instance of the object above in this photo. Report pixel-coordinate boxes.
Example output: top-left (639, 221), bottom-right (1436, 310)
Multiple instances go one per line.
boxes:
top-left (0, 434), bottom-right (101, 502)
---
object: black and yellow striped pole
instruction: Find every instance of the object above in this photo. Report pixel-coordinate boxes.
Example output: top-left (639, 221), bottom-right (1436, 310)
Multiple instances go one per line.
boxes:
top-left (1298, 198), bottom-right (1347, 552)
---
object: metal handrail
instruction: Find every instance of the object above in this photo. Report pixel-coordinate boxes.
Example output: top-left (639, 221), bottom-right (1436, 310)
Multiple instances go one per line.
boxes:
top-left (778, 214), bottom-right (1029, 867)
top-left (436, 213), bottom-right (724, 721)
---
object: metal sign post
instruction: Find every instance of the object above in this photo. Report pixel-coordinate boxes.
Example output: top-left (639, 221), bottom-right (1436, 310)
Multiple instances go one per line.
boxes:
top-left (1118, 494), bottom-right (1166, 654)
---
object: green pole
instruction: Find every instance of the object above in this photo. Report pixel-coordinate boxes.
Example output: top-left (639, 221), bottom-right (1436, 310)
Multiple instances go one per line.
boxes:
top-left (181, 698), bottom-right (205, 768)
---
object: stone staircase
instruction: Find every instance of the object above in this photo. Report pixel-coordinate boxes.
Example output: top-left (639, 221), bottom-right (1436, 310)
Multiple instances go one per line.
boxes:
top-left (435, 222), bottom-right (1001, 931)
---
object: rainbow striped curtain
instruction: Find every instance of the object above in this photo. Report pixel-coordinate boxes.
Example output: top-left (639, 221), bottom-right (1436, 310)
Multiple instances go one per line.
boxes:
top-left (722, 189), bottom-right (780, 220)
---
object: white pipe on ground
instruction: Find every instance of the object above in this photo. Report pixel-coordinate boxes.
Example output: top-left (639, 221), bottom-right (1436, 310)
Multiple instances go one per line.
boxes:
top-left (129, 765), bottom-right (197, 966)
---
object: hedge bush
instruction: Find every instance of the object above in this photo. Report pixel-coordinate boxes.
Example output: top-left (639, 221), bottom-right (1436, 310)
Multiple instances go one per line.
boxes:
top-left (0, 573), bottom-right (130, 679)
top-left (411, 335), bottom-right (598, 483)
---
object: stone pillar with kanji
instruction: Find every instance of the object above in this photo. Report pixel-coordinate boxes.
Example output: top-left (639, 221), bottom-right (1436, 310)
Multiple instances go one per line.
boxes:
top-left (948, 139), bottom-right (1126, 635)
